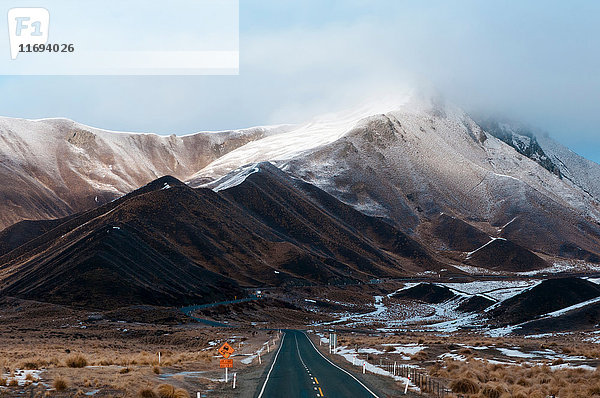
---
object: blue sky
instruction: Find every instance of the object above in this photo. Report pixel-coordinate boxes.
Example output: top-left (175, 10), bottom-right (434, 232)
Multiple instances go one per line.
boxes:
top-left (1, 0), bottom-right (599, 163)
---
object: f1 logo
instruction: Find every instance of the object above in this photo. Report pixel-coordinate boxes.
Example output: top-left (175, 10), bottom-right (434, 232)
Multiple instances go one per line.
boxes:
top-left (7, 8), bottom-right (50, 60)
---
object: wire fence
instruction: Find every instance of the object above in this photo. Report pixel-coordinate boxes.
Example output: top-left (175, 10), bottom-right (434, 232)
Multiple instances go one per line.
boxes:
top-left (375, 358), bottom-right (453, 397)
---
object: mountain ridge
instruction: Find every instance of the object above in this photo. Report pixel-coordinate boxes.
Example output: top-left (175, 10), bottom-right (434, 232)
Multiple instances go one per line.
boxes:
top-left (2, 98), bottom-right (600, 270)
top-left (0, 165), bottom-right (449, 308)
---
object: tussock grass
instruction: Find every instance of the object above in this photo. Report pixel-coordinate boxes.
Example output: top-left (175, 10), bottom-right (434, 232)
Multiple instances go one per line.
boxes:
top-left (157, 384), bottom-right (190, 398)
top-left (450, 377), bottom-right (479, 394)
top-left (481, 383), bottom-right (504, 398)
top-left (430, 358), bottom-right (600, 398)
top-left (22, 361), bottom-right (39, 370)
top-left (65, 354), bottom-right (88, 368)
top-left (157, 384), bottom-right (176, 398)
top-left (174, 389), bottom-right (190, 398)
top-left (139, 388), bottom-right (158, 398)
top-left (53, 376), bottom-right (68, 391)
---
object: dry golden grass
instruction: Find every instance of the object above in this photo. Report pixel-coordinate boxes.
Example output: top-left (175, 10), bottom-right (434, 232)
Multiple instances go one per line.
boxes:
top-left (174, 389), bottom-right (190, 398)
top-left (65, 354), bottom-right (88, 368)
top-left (410, 350), bottom-right (429, 361)
top-left (138, 388), bottom-right (158, 398)
top-left (450, 377), bottom-right (480, 394)
top-left (430, 358), bottom-right (600, 398)
top-left (156, 384), bottom-right (191, 398)
top-left (157, 384), bottom-right (176, 398)
top-left (0, 312), bottom-right (277, 397)
top-left (22, 361), bottom-right (39, 370)
top-left (53, 376), bottom-right (68, 391)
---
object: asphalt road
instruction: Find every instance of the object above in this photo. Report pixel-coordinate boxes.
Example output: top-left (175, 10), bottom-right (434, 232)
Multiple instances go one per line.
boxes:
top-left (256, 330), bottom-right (380, 398)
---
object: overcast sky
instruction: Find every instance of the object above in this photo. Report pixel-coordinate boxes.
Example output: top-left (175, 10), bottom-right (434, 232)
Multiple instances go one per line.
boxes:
top-left (1, 0), bottom-right (599, 163)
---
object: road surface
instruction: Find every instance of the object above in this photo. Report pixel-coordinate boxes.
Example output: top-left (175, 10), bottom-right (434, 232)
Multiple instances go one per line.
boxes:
top-left (256, 330), bottom-right (380, 398)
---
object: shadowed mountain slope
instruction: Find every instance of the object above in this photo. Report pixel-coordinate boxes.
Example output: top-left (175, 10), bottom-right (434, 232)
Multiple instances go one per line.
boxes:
top-left (392, 283), bottom-right (456, 304)
top-left (465, 238), bottom-right (549, 272)
top-left (487, 278), bottom-right (600, 326)
top-left (0, 165), bottom-right (445, 309)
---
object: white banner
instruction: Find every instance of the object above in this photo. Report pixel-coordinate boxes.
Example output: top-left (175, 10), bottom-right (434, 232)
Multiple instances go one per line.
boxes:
top-left (1, 0), bottom-right (239, 75)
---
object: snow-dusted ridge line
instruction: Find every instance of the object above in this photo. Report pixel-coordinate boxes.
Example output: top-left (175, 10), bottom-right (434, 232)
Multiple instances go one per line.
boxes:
top-left (538, 296), bottom-right (600, 319)
top-left (466, 237), bottom-right (506, 259)
top-left (23, 116), bottom-right (288, 138)
top-left (207, 163), bottom-right (260, 192)
top-left (190, 96), bottom-right (411, 180)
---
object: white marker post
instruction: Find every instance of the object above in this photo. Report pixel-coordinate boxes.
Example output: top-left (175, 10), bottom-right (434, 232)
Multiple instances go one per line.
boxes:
top-left (197, 393), bottom-right (201, 398)
top-left (233, 373), bottom-right (237, 389)
top-left (362, 362), bottom-right (366, 374)
top-left (404, 376), bottom-right (409, 394)
top-left (267, 342), bottom-right (270, 353)
top-left (158, 352), bottom-right (161, 365)
top-left (258, 352), bottom-right (262, 364)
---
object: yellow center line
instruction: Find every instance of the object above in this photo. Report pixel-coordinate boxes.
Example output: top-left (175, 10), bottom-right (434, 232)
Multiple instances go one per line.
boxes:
top-left (314, 377), bottom-right (319, 384)
top-left (318, 387), bottom-right (324, 396)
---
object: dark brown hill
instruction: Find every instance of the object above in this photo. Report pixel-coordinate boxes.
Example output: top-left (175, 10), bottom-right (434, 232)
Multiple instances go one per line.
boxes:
top-left (0, 218), bottom-right (67, 256)
top-left (392, 283), bottom-right (456, 304)
top-left (465, 238), bottom-right (548, 272)
top-left (515, 299), bottom-right (600, 334)
top-left (429, 213), bottom-right (491, 252)
top-left (0, 164), bottom-right (445, 309)
top-left (457, 295), bottom-right (495, 313)
top-left (487, 277), bottom-right (600, 326)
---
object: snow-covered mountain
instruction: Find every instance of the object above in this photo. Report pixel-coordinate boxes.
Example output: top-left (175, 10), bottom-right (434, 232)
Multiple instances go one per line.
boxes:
top-left (537, 133), bottom-right (600, 200)
top-left (475, 118), bottom-right (600, 203)
top-left (2, 97), bottom-right (600, 267)
top-left (0, 117), bottom-right (288, 229)
top-left (192, 98), bottom-right (600, 264)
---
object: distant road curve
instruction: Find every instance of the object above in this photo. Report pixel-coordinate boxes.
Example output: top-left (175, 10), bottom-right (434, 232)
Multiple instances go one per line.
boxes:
top-left (256, 330), bottom-right (380, 398)
top-left (180, 296), bottom-right (261, 327)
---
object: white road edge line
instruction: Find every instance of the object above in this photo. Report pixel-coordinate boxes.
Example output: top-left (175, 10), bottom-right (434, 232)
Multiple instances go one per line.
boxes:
top-left (303, 332), bottom-right (380, 398)
top-left (295, 335), bottom-right (308, 368)
top-left (257, 332), bottom-right (286, 398)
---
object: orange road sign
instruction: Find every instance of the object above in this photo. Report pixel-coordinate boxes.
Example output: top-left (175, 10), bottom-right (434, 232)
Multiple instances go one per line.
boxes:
top-left (220, 359), bottom-right (233, 368)
top-left (218, 342), bottom-right (235, 358)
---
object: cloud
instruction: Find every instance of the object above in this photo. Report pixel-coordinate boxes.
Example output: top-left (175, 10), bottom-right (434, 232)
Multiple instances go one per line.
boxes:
top-left (0, 1), bottom-right (598, 162)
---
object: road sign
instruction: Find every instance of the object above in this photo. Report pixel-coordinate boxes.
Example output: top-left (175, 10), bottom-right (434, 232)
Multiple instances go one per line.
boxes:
top-left (220, 359), bottom-right (233, 368)
top-left (218, 342), bottom-right (235, 358)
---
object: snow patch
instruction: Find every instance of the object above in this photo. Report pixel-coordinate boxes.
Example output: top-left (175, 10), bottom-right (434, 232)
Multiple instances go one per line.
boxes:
top-left (207, 164), bottom-right (260, 192)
